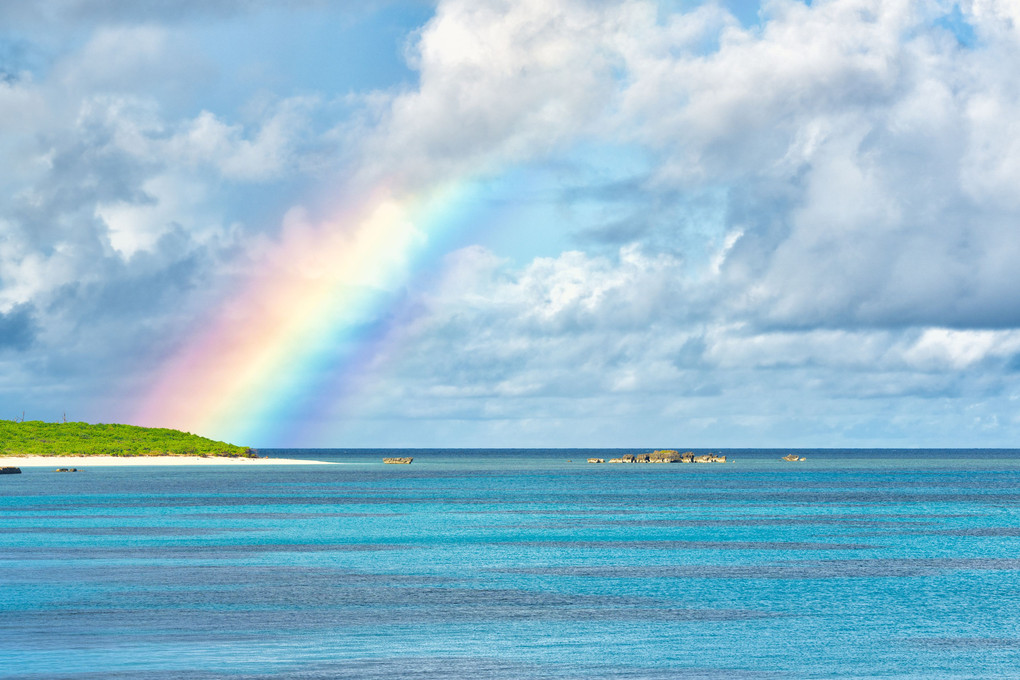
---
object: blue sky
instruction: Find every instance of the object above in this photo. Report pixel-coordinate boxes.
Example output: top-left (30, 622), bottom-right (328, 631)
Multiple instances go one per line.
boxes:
top-left (3, 0), bottom-right (1020, 448)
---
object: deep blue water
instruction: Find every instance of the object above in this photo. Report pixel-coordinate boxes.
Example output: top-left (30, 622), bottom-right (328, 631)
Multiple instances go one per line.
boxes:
top-left (2, 449), bottom-right (1020, 679)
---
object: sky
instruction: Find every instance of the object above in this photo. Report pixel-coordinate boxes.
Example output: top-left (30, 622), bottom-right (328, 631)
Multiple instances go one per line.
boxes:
top-left (3, 0), bottom-right (1020, 449)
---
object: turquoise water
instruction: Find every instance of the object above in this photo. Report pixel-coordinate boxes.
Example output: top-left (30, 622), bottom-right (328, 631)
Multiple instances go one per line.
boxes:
top-left (2, 449), bottom-right (1020, 678)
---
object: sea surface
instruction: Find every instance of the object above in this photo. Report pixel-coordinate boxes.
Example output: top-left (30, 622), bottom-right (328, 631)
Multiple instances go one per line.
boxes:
top-left (2, 449), bottom-right (1020, 679)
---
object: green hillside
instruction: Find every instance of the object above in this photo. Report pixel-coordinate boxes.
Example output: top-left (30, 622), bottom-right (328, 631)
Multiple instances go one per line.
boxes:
top-left (0, 420), bottom-right (255, 457)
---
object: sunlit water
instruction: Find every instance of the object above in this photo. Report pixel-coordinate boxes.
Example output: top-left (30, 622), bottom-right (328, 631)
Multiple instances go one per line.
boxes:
top-left (3, 449), bottom-right (1020, 678)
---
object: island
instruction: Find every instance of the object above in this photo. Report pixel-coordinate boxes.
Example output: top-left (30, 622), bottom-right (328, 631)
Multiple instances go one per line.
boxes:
top-left (602, 450), bottom-right (727, 464)
top-left (0, 420), bottom-right (330, 466)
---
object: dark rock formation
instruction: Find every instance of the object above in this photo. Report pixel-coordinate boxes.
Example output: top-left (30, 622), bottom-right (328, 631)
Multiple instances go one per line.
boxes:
top-left (383, 457), bottom-right (413, 464)
top-left (0, 466), bottom-right (21, 474)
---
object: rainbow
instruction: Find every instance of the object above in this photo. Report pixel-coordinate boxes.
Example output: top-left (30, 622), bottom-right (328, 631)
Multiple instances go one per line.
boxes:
top-left (134, 180), bottom-right (486, 446)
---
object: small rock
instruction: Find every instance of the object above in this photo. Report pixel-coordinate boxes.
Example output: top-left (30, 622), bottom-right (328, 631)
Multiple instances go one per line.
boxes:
top-left (383, 457), bottom-right (413, 464)
top-left (692, 454), bottom-right (726, 463)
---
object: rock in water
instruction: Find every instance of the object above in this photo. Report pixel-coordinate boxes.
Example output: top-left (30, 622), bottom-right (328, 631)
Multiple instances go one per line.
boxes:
top-left (587, 458), bottom-right (604, 463)
top-left (605, 451), bottom-right (725, 464)
top-left (383, 457), bottom-right (413, 464)
top-left (1, 466), bottom-right (21, 474)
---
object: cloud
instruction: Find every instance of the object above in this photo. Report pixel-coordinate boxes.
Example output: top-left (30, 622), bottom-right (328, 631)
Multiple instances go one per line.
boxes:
top-left (0, 15), bottom-right (347, 420)
top-left (0, 0), bottom-right (329, 26)
top-left (303, 0), bottom-right (1020, 444)
top-left (615, 0), bottom-right (1020, 331)
top-left (355, 0), bottom-right (1020, 332)
top-left (362, 0), bottom-right (624, 186)
top-left (0, 305), bottom-right (36, 351)
top-left (5, 0), bottom-right (1020, 445)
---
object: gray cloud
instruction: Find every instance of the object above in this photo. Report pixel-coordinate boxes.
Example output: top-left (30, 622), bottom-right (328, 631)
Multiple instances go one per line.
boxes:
top-left (0, 305), bottom-right (36, 351)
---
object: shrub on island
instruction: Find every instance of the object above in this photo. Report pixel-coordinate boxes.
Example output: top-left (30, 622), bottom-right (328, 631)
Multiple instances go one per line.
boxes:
top-left (0, 420), bottom-right (255, 458)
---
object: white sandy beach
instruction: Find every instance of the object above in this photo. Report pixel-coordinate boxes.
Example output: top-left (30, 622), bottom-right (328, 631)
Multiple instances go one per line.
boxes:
top-left (1, 455), bottom-right (333, 467)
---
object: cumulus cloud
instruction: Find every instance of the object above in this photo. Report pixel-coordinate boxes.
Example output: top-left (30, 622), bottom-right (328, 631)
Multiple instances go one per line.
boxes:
top-left (362, 0), bottom-right (622, 185)
top-left (367, 0), bottom-right (1020, 331)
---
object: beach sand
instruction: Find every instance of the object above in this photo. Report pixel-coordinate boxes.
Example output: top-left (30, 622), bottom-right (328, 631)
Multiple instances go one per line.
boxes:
top-left (1, 455), bottom-right (333, 467)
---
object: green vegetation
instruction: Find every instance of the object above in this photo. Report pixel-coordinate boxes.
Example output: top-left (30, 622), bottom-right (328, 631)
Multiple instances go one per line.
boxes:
top-left (0, 420), bottom-right (256, 458)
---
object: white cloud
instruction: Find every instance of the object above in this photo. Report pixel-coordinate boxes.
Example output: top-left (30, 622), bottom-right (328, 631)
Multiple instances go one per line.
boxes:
top-left (0, 223), bottom-right (79, 312)
top-left (363, 0), bottom-right (622, 185)
top-left (166, 97), bottom-right (324, 181)
top-left (903, 328), bottom-right (1020, 370)
top-left (94, 173), bottom-right (221, 258)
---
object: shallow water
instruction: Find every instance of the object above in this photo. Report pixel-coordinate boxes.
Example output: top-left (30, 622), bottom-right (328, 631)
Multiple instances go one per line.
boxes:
top-left (2, 449), bottom-right (1020, 678)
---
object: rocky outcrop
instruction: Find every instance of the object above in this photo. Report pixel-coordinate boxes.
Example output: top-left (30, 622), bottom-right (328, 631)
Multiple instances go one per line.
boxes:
top-left (606, 450), bottom-right (726, 464)
top-left (782, 454), bottom-right (805, 462)
top-left (587, 458), bottom-right (604, 463)
top-left (383, 457), bottom-right (413, 464)
top-left (0, 466), bottom-right (21, 474)
top-left (55, 468), bottom-right (79, 472)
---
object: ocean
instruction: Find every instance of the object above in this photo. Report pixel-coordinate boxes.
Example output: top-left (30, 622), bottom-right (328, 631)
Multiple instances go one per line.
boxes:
top-left (2, 449), bottom-right (1019, 679)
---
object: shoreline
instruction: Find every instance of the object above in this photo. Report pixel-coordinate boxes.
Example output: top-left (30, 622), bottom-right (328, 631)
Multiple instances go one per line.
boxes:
top-left (0, 455), bottom-right (333, 467)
